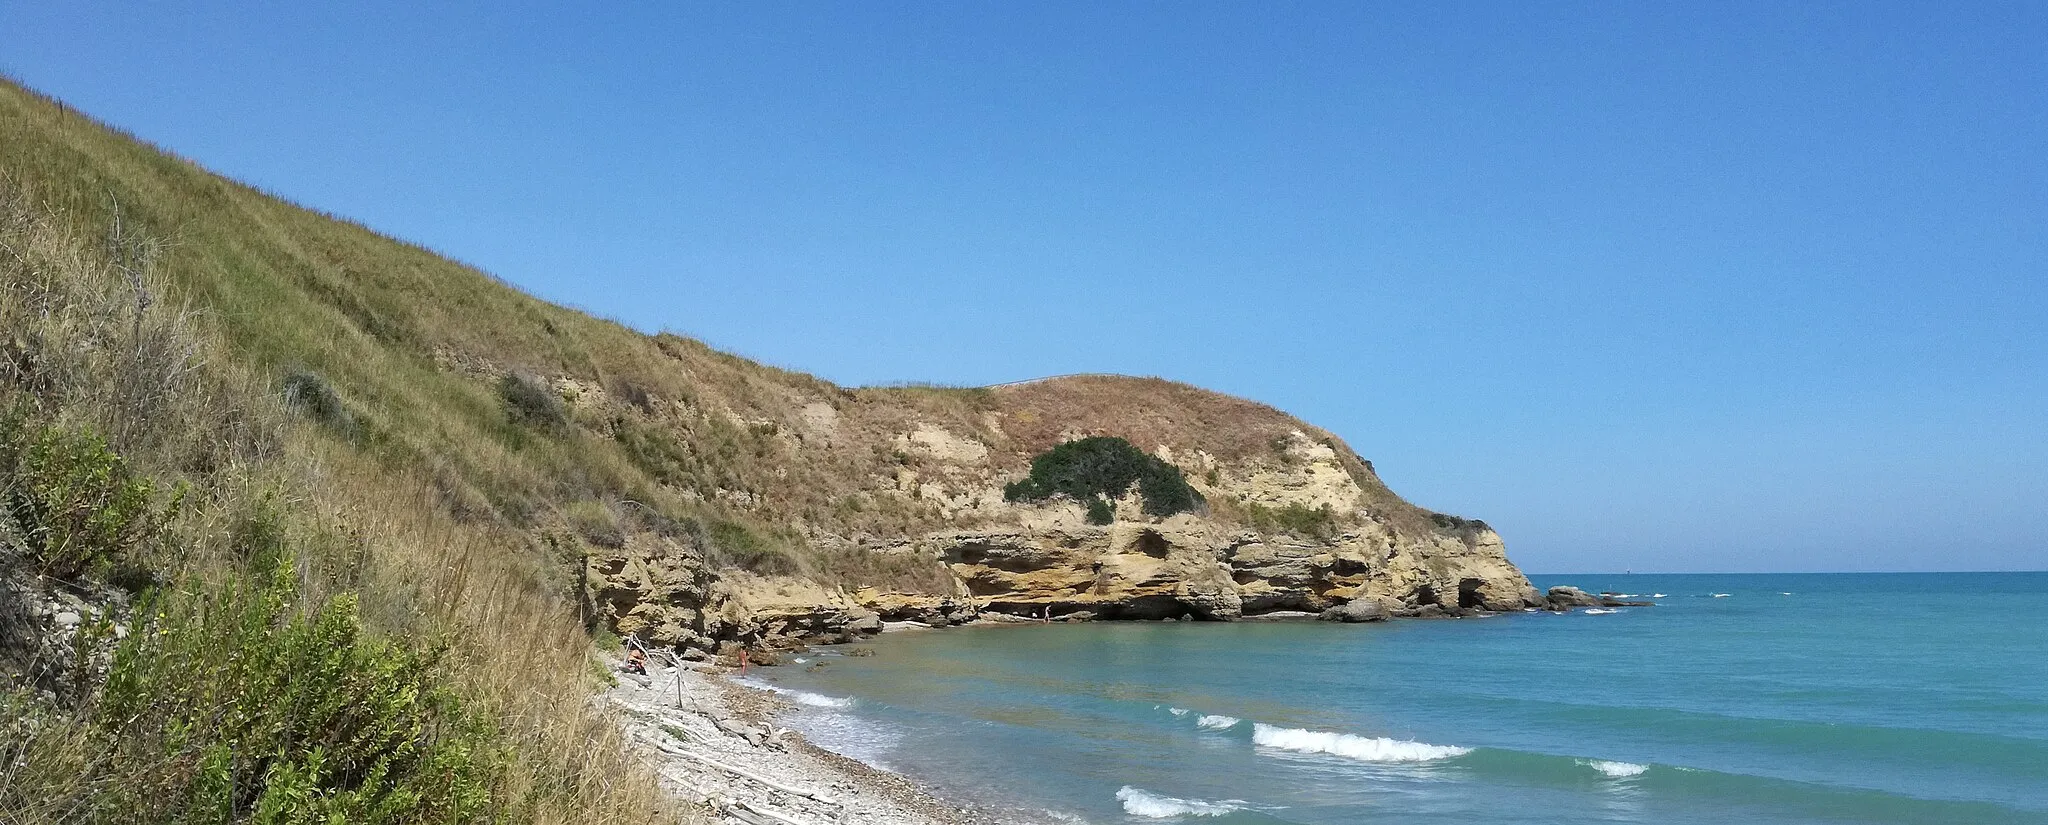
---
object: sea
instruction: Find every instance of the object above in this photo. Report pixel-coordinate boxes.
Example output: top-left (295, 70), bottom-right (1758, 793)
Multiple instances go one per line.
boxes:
top-left (737, 573), bottom-right (2048, 824)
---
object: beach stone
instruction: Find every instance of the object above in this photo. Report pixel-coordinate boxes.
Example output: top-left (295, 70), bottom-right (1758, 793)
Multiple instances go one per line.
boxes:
top-left (1318, 599), bottom-right (1388, 623)
top-left (53, 612), bottom-right (81, 627)
top-left (844, 609), bottom-right (884, 635)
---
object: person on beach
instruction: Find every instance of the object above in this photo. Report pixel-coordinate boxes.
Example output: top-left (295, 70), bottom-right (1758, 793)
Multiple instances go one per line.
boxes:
top-left (621, 638), bottom-right (649, 675)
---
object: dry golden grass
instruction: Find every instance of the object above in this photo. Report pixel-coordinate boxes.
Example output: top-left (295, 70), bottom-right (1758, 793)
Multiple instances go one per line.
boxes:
top-left (0, 163), bottom-right (688, 822)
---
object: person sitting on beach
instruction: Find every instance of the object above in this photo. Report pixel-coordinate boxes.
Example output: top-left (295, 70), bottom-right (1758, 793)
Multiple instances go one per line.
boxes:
top-left (623, 646), bottom-right (648, 675)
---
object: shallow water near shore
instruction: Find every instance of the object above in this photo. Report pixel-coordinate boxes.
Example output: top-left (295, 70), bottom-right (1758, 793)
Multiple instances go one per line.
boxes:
top-left (745, 573), bottom-right (2048, 824)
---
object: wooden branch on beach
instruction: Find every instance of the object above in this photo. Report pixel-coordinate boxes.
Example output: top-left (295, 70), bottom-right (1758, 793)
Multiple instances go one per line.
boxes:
top-left (728, 798), bottom-right (814, 825)
top-left (644, 737), bottom-right (839, 805)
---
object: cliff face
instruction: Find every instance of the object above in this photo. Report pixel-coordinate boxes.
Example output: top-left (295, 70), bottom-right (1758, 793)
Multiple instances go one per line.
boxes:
top-left (579, 375), bottom-right (1540, 651)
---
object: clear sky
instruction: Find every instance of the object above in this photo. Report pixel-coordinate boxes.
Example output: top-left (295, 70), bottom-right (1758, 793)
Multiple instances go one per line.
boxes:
top-left (3, 2), bottom-right (2043, 573)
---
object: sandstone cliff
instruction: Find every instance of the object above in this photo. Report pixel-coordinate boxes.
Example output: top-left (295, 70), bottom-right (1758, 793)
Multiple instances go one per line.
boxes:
top-left (574, 374), bottom-right (1541, 652)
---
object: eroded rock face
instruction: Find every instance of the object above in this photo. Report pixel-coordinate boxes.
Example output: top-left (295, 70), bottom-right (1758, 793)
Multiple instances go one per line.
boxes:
top-left (583, 534), bottom-right (714, 648)
top-left (923, 518), bottom-right (1538, 622)
top-left (572, 375), bottom-right (1544, 652)
top-left (923, 520), bottom-right (1243, 620)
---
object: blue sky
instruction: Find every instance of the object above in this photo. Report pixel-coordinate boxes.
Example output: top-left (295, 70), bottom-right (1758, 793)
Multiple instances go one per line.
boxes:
top-left (4, 2), bottom-right (2043, 573)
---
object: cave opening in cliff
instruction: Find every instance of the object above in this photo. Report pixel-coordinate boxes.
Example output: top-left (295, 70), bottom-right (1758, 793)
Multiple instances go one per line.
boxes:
top-left (1134, 530), bottom-right (1170, 558)
top-left (1458, 578), bottom-right (1485, 609)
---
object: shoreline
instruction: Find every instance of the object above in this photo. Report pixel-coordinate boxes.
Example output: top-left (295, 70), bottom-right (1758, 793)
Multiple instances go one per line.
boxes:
top-left (607, 597), bottom-right (1647, 824)
top-left (606, 655), bottom-right (1002, 825)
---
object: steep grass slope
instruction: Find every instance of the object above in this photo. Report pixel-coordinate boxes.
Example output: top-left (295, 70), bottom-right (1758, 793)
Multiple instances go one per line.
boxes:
top-left (1, 78), bottom-right (685, 825)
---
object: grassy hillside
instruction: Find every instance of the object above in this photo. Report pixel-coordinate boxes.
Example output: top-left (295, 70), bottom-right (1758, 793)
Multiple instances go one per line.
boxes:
top-left (1, 78), bottom-right (685, 824)
top-left (0, 76), bottom-right (1476, 822)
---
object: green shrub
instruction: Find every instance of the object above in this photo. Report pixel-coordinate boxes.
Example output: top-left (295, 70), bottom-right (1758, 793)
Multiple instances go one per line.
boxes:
top-left (97, 561), bottom-right (504, 824)
top-left (281, 369), bottom-right (358, 438)
top-left (1429, 512), bottom-right (1489, 532)
top-left (499, 371), bottom-right (567, 431)
top-left (0, 413), bottom-right (161, 580)
top-left (1246, 502), bottom-right (1340, 538)
top-left (1004, 436), bottom-right (1204, 520)
top-left (1084, 497), bottom-right (1115, 525)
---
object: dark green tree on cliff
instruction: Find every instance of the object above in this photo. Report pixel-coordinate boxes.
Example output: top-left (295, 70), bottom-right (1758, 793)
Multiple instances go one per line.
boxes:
top-left (1004, 436), bottom-right (1205, 524)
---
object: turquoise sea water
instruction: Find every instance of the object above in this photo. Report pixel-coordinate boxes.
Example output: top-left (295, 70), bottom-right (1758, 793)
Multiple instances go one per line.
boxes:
top-left (743, 573), bottom-right (2048, 824)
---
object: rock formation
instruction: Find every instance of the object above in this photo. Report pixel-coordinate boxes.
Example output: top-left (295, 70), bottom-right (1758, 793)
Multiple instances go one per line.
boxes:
top-left (571, 375), bottom-right (1546, 652)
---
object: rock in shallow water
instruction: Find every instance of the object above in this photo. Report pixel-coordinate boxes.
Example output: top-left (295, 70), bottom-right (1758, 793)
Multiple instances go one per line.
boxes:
top-left (1318, 599), bottom-right (1388, 623)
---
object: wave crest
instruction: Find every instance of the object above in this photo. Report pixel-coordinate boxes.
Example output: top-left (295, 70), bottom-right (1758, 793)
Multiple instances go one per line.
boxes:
top-left (1251, 723), bottom-right (1470, 762)
top-left (1580, 759), bottom-right (1649, 777)
top-left (1196, 714), bottom-right (1241, 730)
top-left (1116, 786), bottom-right (1243, 818)
top-left (732, 677), bottom-right (853, 708)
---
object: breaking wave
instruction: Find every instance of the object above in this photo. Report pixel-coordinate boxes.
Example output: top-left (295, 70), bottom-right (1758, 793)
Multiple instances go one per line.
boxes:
top-left (1116, 786), bottom-right (1244, 818)
top-left (1196, 714), bottom-right (1241, 730)
top-left (1250, 723), bottom-right (1471, 762)
top-left (733, 676), bottom-right (853, 708)
top-left (1580, 759), bottom-right (1649, 777)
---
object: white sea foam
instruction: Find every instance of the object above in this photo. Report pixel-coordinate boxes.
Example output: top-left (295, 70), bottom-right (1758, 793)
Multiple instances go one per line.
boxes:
top-left (1711, 593), bottom-right (1732, 598)
top-left (1167, 706), bottom-right (1191, 717)
top-left (1580, 759), bottom-right (1649, 777)
top-left (732, 676), bottom-right (853, 708)
top-left (789, 705), bottom-right (903, 770)
top-left (1584, 608), bottom-right (1619, 615)
top-left (1651, 593), bottom-right (1667, 598)
top-left (1196, 714), bottom-right (1241, 730)
top-left (1115, 787), bottom-right (1243, 818)
top-left (1251, 723), bottom-right (1471, 762)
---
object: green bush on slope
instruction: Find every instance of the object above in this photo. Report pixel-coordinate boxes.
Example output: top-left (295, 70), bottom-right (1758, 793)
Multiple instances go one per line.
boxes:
top-left (96, 559), bottom-right (501, 824)
top-left (0, 418), bottom-right (510, 824)
top-left (1004, 436), bottom-right (1204, 524)
top-left (0, 409), bottom-right (171, 582)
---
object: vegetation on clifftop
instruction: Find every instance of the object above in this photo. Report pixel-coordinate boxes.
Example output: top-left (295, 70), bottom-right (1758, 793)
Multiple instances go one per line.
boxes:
top-left (1003, 436), bottom-right (1205, 524)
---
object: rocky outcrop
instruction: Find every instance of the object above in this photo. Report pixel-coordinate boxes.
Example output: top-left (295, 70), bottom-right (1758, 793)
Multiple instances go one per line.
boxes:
top-left (1542, 586), bottom-right (1656, 611)
top-left (571, 375), bottom-right (1548, 654)
top-left (919, 515), bottom-right (1537, 623)
top-left (583, 534), bottom-right (716, 649)
top-left (926, 521), bottom-right (1238, 620)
